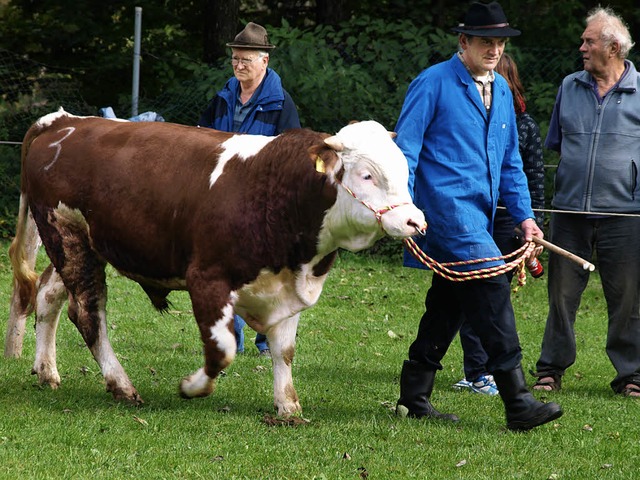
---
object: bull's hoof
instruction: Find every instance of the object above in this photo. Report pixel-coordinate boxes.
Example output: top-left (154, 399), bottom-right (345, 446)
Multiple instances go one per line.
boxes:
top-left (31, 366), bottom-right (61, 389)
top-left (179, 369), bottom-right (215, 399)
top-left (275, 399), bottom-right (302, 418)
top-left (262, 413), bottom-right (310, 426)
top-left (179, 379), bottom-right (214, 399)
top-left (111, 390), bottom-right (144, 405)
top-left (107, 382), bottom-right (144, 405)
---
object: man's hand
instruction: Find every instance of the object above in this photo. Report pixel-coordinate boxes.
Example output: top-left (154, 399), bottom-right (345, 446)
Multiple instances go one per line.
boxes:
top-left (520, 218), bottom-right (544, 257)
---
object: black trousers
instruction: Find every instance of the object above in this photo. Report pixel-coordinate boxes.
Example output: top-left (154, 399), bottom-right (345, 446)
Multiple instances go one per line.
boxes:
top-left (408, 273), bottom-right (522, 374)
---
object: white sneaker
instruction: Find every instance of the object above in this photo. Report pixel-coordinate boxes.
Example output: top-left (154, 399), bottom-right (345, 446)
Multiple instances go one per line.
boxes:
top-left (453, 378), bottom-right (473, 391)
top-left (469, 374), bottom-right (499, 396)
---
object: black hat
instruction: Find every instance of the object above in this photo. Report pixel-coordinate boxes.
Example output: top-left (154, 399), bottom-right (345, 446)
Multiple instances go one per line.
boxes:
top-left (451, 2), bottom-right (521, 37)
top-left (226, 22), bottom-right (276, 50)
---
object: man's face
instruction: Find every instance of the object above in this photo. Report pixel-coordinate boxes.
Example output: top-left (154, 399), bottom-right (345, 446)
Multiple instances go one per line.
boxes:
top-left (580, 21), bottom-right (613, 76)
top-left (462, 35), bottom-right (507, 76)
top-left (231, 48), bottom-right (268, 82)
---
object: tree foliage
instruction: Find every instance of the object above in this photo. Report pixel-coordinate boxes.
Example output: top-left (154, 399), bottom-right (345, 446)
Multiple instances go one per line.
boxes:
top-left (1, 0), bottom-right (638, 110)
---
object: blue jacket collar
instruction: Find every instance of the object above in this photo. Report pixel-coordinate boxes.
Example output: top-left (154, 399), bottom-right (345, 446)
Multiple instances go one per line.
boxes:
top-left (219, 68), bottom-right (285, 106)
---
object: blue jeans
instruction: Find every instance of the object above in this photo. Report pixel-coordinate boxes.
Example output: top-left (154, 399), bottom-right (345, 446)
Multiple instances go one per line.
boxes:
top-left (234, 314), bottom-right (268, 353)
top-left (535, 213), bottom-right (640, 392)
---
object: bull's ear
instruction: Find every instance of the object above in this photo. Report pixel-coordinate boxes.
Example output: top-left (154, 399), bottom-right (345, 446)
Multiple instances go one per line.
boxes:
top-left (324, 135), bottom-right (344, 152)
top-left (309, 143), bottom-right (340, 175)
top-left (389, 131), bottom-right (397, 139)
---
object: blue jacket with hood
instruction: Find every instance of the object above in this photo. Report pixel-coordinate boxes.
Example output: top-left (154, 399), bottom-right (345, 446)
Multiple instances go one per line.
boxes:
top-left (198, 68), bottom-right (300, 135)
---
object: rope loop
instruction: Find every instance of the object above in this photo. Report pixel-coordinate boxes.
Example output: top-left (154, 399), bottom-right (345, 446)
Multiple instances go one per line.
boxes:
top-left (404, 237), bottom-right (536, 286)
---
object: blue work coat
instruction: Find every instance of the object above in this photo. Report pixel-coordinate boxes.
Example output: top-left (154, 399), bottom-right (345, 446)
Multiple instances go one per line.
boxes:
top-left (395, 54), bottom-right (534, 271)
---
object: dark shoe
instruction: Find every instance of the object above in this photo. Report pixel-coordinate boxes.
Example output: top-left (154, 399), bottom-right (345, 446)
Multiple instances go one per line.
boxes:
top-left (494, 366), bottom-right (563, 432)
top-left (258, 349), bottom-right (271, 358)
top-left (396, 360), bottom-right (459, 422)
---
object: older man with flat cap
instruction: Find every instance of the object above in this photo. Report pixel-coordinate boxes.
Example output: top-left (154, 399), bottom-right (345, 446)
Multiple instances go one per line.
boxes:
top-left (198, 22), bottom-right (300, 356)
top-left (394, 1), bottom-right (562, 431)
top-left (198, 22), bottom-right (300, 136)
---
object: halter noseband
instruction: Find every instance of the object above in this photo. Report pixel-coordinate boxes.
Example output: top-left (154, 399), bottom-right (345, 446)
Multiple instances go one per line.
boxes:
top-left (336, 180), bottom-right (426, 236)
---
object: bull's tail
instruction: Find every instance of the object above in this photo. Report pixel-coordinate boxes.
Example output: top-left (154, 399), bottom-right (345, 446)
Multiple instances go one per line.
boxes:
top-left (8, 124), bottom-right (44, 316)
top-left (9, 196), bottom-right (39, 316)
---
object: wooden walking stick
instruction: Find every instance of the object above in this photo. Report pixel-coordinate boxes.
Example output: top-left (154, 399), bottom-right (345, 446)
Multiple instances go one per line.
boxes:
top-left (515, 228), bottom-right (596, 272)
top-left (530, 236), bottom-right (596, 272)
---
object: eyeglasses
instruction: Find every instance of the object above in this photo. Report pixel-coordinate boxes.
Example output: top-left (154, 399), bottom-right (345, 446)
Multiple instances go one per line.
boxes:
top-left (231, 55), bottom-right (264, 67)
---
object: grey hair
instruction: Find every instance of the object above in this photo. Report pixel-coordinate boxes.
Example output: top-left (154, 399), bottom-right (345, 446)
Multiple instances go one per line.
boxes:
top-left (586, 6), bottom-right (635, 59)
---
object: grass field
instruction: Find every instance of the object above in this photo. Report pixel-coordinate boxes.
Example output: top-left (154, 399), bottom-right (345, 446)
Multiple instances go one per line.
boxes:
top-left (0, 244), bottom-right (638, 479)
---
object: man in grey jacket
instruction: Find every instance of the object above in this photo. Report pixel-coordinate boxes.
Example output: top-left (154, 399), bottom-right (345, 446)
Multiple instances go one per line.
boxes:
top-left (532, 6), bottom-right (640, 397)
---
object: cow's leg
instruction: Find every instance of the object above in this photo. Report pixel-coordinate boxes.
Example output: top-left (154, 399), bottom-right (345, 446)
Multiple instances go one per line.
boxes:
top-left (4, 209), bottom-right (40, 358)
top-left (41, 205), bottom-right (141, 403)
top-left (268, 313), bottom-right (301, 417)
top-left (66, 287), bottom-right (142, 404)
top-left (180, 283), bottom-right (236, 399)
top-left (31, 264), bottom-right (66, 388)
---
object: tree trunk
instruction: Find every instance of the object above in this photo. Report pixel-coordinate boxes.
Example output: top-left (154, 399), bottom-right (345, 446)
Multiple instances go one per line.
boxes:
top-left (203, 0), bottom-right (240, 64)
top-left (316, 0), bottom-right (350, 26)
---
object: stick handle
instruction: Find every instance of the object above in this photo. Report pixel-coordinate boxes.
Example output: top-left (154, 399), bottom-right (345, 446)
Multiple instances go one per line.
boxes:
top-left (530, 236), bottom-right (595, 271)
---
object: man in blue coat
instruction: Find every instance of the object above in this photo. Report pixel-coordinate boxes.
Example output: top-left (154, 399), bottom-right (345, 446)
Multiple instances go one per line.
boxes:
top-left (394, 1), bottom-right (562, 431)
top-left (198, 22), bottom-right (301, 356)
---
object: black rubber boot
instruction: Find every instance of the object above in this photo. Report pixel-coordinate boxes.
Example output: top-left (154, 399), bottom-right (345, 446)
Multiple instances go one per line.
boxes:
top-left (493, 365), bottom-right (563, 431)
top-left (396, 360), bottom-right (459, 422)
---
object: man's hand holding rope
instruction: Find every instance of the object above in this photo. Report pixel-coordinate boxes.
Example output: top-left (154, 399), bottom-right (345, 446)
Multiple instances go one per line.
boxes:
top-left (519, 217), bottom-right (544, 259)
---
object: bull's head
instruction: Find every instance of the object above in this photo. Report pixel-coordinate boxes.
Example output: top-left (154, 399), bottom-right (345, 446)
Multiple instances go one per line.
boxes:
top-left (315, 121), bottom-right (426, 252)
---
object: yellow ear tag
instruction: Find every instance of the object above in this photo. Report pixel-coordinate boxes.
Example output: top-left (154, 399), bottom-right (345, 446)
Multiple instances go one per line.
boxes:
top-left (315, 156), bottom-right (326, 173)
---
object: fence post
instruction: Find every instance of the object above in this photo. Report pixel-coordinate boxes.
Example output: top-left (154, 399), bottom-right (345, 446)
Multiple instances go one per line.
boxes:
top-left (131, 6), bottom-right (142, 117)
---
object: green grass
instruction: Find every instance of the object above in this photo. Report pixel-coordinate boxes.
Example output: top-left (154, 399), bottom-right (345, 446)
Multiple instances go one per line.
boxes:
top-left (0, 245), bottom-right (638, 479)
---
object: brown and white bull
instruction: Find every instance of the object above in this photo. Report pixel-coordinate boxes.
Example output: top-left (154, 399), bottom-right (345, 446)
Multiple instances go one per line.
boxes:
top-left (9, 109), bottom-right (425, 416)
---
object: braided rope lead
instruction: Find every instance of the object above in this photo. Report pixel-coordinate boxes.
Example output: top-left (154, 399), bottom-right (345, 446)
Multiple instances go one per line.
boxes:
top-left (332, 177), bottom-right (533, 282)
top-left (403, 237), bottom-right (536, 286)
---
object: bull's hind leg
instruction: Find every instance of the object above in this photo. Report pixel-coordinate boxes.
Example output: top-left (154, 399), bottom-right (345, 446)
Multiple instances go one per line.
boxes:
top-left (40, 204), bottom-right (141, 403)
top-left (31, 264), bottom-right (67, 388)
top-left (66, 294), bottom-right (141, 403)
top-left (268, 313), bottom-right (302, 417)
top-left (180, 282), bottom-right (237, 399)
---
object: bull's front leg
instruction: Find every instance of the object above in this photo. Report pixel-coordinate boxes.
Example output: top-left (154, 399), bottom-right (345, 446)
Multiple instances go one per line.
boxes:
top-left (180, 284), bottom-right (236, 399)
top-left (31, 265), bottom-right (67, 388)
top-left (268, 313), bottom-right (301, 417)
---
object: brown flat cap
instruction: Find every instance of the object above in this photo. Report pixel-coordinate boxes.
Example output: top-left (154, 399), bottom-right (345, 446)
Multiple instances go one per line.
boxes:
top-left (226, 22), bottom-right (276, 50)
